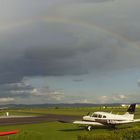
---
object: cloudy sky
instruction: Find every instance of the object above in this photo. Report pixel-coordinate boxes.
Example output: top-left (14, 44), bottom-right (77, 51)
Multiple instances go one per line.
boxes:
top-left (0, 0), bottom-right (140, 104)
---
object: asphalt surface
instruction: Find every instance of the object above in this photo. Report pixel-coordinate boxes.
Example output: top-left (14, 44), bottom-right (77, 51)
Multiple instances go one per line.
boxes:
top-left (0, 114), bottom-right (81, 125)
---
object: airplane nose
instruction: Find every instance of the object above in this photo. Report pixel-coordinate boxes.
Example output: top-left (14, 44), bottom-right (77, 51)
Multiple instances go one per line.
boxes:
top-left (83, 116), bottom-right (89, 120)
top-left (83, 116), bottom-right (86, 120)
top-left (83, 115), bottom-right (95, 121)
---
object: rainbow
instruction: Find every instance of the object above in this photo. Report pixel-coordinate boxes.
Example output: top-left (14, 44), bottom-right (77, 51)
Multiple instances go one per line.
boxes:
top-left (0, 16), bottom-right (139, 50)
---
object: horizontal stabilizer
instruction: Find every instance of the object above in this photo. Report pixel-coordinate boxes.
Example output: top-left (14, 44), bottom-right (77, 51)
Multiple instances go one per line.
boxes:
top-left (133, 119), bottom-right (140, 122)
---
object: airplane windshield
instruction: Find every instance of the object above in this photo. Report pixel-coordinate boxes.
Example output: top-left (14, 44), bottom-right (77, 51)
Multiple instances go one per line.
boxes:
top-left (91, 113), bottom-right (103, 118)
top-left (91, 114), bottom-right (98, 117)
top-left (98, 114), bottom-right (102, 118)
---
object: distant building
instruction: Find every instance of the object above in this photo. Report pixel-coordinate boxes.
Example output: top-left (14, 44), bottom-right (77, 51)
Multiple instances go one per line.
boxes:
top-left (122, 104), bottom-right (140, 108)
top-left (121, 104), bottom-right (128, 107)
top-left (103, 106), bottom-right (107, 109)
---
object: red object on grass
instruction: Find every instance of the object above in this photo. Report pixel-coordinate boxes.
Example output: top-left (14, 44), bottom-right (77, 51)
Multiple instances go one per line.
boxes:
top-left (0, 129), bottom-right (19, 136)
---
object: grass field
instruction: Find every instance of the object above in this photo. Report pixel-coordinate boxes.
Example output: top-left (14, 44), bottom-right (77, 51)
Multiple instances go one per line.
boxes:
top-left (0, 122), bottom-right (83, 140)
top-left (0, 106), bottom-right (140, 140)
top-left (6, 106), bottom-right (140, 119)
top-left (0, 122), bottom-right (140, 140)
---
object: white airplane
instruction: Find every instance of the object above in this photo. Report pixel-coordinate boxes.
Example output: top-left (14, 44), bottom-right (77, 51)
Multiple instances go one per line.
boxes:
top-left (73, 104), bottom-right (140, 131)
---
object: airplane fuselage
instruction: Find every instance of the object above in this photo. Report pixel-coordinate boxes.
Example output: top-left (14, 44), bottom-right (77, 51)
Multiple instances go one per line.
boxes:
top-left (82, 111), bottom-right (134, 125)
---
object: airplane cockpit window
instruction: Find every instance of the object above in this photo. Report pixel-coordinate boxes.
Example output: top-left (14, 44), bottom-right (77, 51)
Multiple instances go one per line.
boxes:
top-left (91, 114), bottom-right (98, 117)
top-left (98, 114), bottom-right (102, 118)
top-left (103, 116), bottom-right (106, 118)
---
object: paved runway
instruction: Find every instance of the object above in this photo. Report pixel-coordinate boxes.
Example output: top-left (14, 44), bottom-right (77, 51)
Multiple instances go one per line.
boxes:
top-left (0, 114), bottom-right (81, 125)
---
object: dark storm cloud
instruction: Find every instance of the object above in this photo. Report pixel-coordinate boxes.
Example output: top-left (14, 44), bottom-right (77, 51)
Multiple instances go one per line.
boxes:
top-left (0, 20), bottom-right (140, 85)
top-left (0, 43), bottom-right (139, 84)
top-left (0, 0), bottom-right (140, 86)
top-left (0, 46), bottom-right (89, 80)
top-left (137, 80), bottom-right (140, 87)
top-left (0, 82), bottom-right (33, 91)
top-left (73, 79), bottom-right (84, 82)
top-left (0, 82), bottom-right (34, 98)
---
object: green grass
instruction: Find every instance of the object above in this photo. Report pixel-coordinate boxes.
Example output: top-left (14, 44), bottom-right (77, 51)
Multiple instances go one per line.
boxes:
top-left (0, 106), bottom-right (140, 140)
top-left (0, 122), bottom-right (140, 140)
top-left (0, 122), bottom-right (84, 140)
top-left (78, 126), bottom-right (140, 140)
top-left (5, 106), bottom-right (140, 118)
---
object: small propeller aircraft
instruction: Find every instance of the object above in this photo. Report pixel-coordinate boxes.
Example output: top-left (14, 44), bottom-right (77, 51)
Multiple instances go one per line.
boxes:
top-left (73, 104), bottom-right (140, 131)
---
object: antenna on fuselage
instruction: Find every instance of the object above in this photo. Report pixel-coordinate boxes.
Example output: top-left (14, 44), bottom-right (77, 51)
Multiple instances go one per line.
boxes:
top-left (87, 112), bottom-right (90, 116)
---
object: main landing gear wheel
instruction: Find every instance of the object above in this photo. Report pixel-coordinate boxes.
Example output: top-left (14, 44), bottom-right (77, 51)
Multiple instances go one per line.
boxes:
top-left (86, 126), bottom-right (93, 131)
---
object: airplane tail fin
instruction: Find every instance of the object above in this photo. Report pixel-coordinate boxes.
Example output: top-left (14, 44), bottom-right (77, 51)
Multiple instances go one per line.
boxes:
top-left (123, 104), bottom-right (136, 120)
top-left (127, 104), bottom-right (136, 114)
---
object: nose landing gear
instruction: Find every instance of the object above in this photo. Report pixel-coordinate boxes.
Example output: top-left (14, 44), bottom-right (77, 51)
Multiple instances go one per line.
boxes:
top-left (86, 125), bottom-right (93, 131)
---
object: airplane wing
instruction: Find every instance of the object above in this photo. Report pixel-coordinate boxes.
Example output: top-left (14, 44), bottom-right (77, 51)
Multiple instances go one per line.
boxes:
top-left (73, 120), bottom-right (134, 125)
top-left (73, 121), bottom-right (104, 126)
top-left (105, 119), bottom-right (140, 125)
